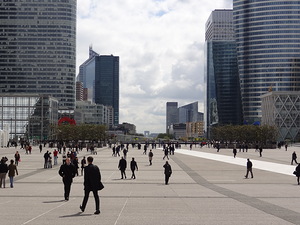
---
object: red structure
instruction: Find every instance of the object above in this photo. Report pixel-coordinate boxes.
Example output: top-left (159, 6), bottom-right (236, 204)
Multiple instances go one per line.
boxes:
top-left (58, 117), bottom-right (76, 125)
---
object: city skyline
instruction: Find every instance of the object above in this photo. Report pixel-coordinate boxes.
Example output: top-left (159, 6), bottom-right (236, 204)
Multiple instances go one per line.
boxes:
top-left (76, 0), bottom-right (232, 133)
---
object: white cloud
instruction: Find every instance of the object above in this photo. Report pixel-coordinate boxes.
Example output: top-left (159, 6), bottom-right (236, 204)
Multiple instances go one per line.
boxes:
top-left (77, 0), bottom-right (232, 133)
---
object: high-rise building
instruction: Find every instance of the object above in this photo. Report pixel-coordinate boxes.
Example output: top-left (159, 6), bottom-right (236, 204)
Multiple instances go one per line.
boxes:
top-left (77, 46), bottom-right (99, 101)
top-left (94, 55), bottom-right (119, 126)
top-left (233, 1), bottom-right (300, 124)
top-left (77, 48), bottom-right (120, 126)
top-left (166, 102), bottom-right (179, 133)
top-left (178, 102), bottom-right (202, 123)
top-left (0, 0), bottom-right (77, 110)
top-left (205, 9), bottom-right (242, 137)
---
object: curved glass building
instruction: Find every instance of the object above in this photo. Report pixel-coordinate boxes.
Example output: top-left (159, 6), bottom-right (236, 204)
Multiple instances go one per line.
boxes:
top-left (0, 0), bottom-right (76, 110)
top-left (233, 0), bottom-right (300, 124)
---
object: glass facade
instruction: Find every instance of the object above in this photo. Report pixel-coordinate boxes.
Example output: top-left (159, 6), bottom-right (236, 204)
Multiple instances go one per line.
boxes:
top-left (233, 0), bottom-right (300, 124)
top-left (94, 55), bottom-right (119, 126)
top-left (0, 94), bottom-right (58, 141)
top-left (0, 0), bottom-right (76, 110)
top-left (205, 10), bottom-right (243, 138)
top-left (166, 102), bottom-right (179, 133)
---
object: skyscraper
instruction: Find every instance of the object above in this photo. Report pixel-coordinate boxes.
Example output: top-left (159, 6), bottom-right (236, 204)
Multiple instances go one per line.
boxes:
top-left (94, 55), bottom-right (119, 126)
top-left (205, 9), bottom-right (242, 137)
top-left (166, 102), bottom-right (179, 133)
top-left (233, 1), bottom-right (300, 124)
top-left (0, 0), bottom-right (77, 110)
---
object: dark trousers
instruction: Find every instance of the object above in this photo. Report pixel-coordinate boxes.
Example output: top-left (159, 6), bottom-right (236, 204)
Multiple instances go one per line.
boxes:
top-left (245, 168), bottom-right (253, 178)
top-left (81, 190), bottom-right (100, 211)
top-left (63, 180), bottom-right (72, 200)
top-left (131, 169), bottom-right (136, 179)
top-left (120, 170), bottom-right (126, 179)
top-left (165, 174), bottom-right (170, 184)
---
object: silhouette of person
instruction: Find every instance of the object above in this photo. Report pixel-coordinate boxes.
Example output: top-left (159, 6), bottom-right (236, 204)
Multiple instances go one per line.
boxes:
top-left (233, 148), bottom-right (237, 158)
top-left (245, 158), bottom-right (253, 179)
top-left (291, 151), bottom-right (298, 165)
top-left (58, 158), bottom-right (76, 200)
top-left (294, 164), bottom-right (300, 185)
top-left (130, 158), bottom-right (138, 179)
top-left (148, 150), bottom-right (153, 165)
top-left (80, 156), bottom-right (102, 215)
top-left (163, 161), bottom-right (172, 185)
top-left (118, 157), bottom-right (127, 179)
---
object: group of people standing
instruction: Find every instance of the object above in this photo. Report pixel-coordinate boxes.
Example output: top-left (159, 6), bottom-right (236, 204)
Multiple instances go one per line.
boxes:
top-left (0, 156), bottom-right (18, 188)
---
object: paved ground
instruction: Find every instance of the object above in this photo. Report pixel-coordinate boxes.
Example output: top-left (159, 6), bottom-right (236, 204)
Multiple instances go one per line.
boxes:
top-left (0, 143), bottom-right (300, 225)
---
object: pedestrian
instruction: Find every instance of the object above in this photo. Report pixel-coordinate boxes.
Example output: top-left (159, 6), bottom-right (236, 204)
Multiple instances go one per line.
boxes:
top-left (0, 157), bottom-right (8, 188)
top-left (73, 157), bottom-right (79, 176)
top-left (163, 161), bottom-right (172, 185)
top-left (80, 156), bottom-right (103, 215)
top-left (130, 157), bottom-right (138, 179)
top-left (285, 144), bottom-right (288, 151)
top-left (148, 150), bottom-right (153, 166)
top-left (163, 147), bottom-right (169, 160)
top-left (294, 163), bottom-right (300, 185)
top-left (58, 158), bottom-right (76, 201)
top-left (259, 147), bottom-right (263, 157)
top-left (39, 143), bottom-right (43, 153)
top-left (44, 151), bottom-right (50, 168)
top-left (118, 157), bottom-right (127, 179)
top-left (233, 148), bottom-right (237, 158)
top-left (14, 151), bottom-right (20, 166)
top-left (81, 156), bottom-right (86, 176)
top-left (123, 148), bottom-right (128, 159)
top-left (291, 151), bottom-right (298, 165)
top-left (244, 158), bottom-right (253, 179)
top-left (8, 159), bottom-right (18, 188)
top-left (53, 149), bottom-right (58, 165)
top-left (143, 144), bottom-right (147, 155)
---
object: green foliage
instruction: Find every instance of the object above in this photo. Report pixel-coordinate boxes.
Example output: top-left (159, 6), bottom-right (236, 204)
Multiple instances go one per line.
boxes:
top-left (211, 125), bottom-right (278, 145)
top-left (157, 133), bottom-right (174, 140)
top-left (53, 124), bottom-right (107, 141)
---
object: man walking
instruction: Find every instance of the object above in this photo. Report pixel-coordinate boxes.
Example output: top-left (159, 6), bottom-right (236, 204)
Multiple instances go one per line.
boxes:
top-left (148, 150), bottom-right (154, 165)
top-left (245, 158), bottom-right (253, 179)
top-left (58, 158), bottom-right (76, 201)
top-left (80, 156), bottom-right (102, 215)
top-left (163, 161), bottom-right (172, 185)
top-left (130, 158), bottom-right (138, 179)
top-left (118, 157), bottom-right (127, 179)
top-left (8, 159), bottom-right (18, 188)
top-left (0, 157), bottom-right (8, 188)
top-left (291, 151), bottom-right (298, 165)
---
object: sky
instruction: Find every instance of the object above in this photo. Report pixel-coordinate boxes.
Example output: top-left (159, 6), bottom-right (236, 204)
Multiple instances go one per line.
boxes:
top-left (76, 0), bottom-right (232, 134)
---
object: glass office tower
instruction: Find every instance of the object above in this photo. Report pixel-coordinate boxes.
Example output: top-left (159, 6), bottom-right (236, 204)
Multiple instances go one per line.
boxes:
top-left (0, 0), bottom-right (76, 110)
top-left (233, 0), bottom-right (300, 124)
top-left (205, 9), bottom-right (242, 137)
top-left (94, 55), bottom-right (119, 126)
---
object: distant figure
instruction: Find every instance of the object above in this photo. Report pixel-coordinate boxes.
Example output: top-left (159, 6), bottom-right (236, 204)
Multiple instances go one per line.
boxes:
top-left (118, 157), bottom-right (127, 179)
top-left (148, 150), bottom-right (154, 166)
top-left (163, 161), bottom-right (172, 185)
top-left (0, 158), bottom-right (8, 188)
top-left (8, 159), bottom-right (18, 188)
top-left (123, 148), bottom-right (128, 160)
top-left (244, 158), bottom-right (253, 179)
top-left (291, 151), bottom-right (298, 165)
top-left (81, 156), bottom-right (86, 176)
top-left (39, 143), bottom-right (43, 153)
top-left (163, 147), bottom-right (169, 160)
top-left (14, 151), bottom-right (20, 166)
top-left (233, 148), bottom-right (237, 158)
top-left (130, 158), bottom-right (138, 179)
top-left (44, 151), bottom-right (50, 168)
top-left (58, 158), bottom-right (76, 201)
top-left (80, 156), bottom-right (102, 215)
top-left (294, 164), bottom-right (300, 185)
top-left (143, 145), bottom-right (147, 155)
top-left (285, 144), bottom-right (288, 151)
top-left (259, 147), bottom-right (263, 157)
top-left (53, 149), bottom-right (58, 165)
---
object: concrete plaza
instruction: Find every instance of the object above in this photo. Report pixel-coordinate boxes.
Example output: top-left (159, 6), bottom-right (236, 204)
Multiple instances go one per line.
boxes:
top-left (0, 143), bottom-right (300, 225)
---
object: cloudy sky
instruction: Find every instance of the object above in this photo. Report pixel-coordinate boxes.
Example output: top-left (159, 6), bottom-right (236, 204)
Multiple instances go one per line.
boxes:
top-left (77, 0), bottom-right (232, 134)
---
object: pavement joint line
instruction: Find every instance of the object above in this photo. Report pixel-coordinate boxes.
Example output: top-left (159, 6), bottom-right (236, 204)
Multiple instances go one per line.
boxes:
top-left (114, 191), bottom-right (132, 225)
top-left (21, 198), bottom-right (73, 225)
top-left (171, 154), bottom-right (300, 225)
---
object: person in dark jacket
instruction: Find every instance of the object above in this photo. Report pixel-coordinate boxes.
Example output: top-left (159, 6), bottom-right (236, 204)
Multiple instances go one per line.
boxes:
top-left (130, 158), bottom-right (138, 179)
top-left (0, 158), bottom-right (8, 188)
top-left (58, 158), bottom-right (76, 201)
top-left (163, 161), bottom-right (172, 185)
top-left (245, 158), bottom-right (253, 179)
top-left (80, 156), bottom-right (102, 214)
top-left (8, 159), bottom-right (18, 188)
top-left (291, 151), bottom-right (298, 165)
top-left (295, 164), bottom-right (300, 185)
top-left (118, 157), bottom-right (127, 179)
